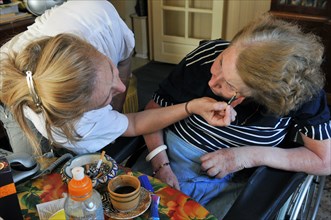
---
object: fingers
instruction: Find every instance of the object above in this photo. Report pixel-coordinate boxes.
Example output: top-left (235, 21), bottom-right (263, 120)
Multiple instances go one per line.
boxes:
top-left (165, 177), bottom-right (180, 190)
top-left (200, 167), bottom-right (224, 178)
top-left (200, 155), bottom-right (215, 173)
top-left (200, 152), bottom-right (225, 178)
top-left (192, 98), bottom-right (239, 127)
top-left (207, 105), bottom-right (236, 126)
top-left (223, 105), bottom-right (232, 124)
top-left (156, 168), bottom-right (181, 190)
top-left (212, 102), bottom-right (228, 111)
top-left (164, 178), bottom-right (180, 190)
top-left (204, 167), bottom-right (223, 178)
top-left (173, 181), bottom-right (180, 190)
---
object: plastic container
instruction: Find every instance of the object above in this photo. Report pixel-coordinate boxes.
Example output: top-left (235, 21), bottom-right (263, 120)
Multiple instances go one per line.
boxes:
top-left (64, 167), bottom-right (104, 220)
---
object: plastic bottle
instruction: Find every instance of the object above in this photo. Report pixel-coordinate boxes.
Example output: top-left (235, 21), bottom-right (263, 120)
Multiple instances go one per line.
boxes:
top-left (64, 167), bottom-right (104, 220)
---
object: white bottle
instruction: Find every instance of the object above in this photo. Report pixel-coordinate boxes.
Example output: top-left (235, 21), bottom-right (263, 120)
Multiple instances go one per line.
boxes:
top-left (64, 167), bottom-right (104, 220)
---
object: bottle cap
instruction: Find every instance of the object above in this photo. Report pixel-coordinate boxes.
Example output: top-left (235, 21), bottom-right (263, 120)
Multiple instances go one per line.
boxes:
top-left (72, 167), bottom-right (85, 180)
top-left (68, 167), bottom-right (92, 200)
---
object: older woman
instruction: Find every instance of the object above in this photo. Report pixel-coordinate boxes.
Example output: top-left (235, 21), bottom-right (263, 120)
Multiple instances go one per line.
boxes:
top-left (132, 14), bottom-right (331, 219)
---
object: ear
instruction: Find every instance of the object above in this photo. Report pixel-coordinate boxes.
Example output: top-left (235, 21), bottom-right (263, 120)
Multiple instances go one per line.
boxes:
top-left (230, 96), bottom-right (245, 107)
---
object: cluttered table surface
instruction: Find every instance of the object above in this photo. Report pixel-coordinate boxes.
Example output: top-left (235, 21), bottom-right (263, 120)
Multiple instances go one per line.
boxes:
top-left (15, 154), bottom-right (217, 220)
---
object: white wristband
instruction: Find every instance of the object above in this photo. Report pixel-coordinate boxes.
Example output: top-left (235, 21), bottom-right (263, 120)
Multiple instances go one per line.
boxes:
top-left (145, 145), bottom-right (168, 162)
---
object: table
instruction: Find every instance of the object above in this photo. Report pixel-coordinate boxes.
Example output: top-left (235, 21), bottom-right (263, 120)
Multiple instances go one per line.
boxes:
top-left (16, 161), bottom-right (217, 220)
top-left (0, 14), bottom-right (35, 46)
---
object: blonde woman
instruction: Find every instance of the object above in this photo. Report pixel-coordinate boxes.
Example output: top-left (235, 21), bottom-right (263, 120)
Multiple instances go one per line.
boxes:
top-left (0, 0), bottom-right (135, 154)
top-left (0, 0), bottom-right (235, 155)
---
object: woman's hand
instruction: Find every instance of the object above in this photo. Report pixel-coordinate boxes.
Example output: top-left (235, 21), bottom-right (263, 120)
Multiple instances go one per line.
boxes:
top-left (200, 148), bottom-right (251, 178)
top-left (188, 97), bottom-right (240, 126)
top-left (154, 165), bottom-right (180, 190)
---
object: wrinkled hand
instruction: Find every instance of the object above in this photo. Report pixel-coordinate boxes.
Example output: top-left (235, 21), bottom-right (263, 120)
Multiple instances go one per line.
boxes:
top-left (190, 97), bottom-right (239, 126)
top-left (200, 148), bottom-right (249, 178)
top-left (154, 165), bottom-right (180, 190)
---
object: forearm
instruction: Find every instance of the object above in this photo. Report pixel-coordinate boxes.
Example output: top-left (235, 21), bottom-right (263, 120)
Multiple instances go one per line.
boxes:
top-left (142, 101), bottom-right (179, 188)
top-left (123, 102), bottom-right (189, 136)
top-left (123, 97), bottom-right (231, 136)
top-left (142, 100), bottom-right (170, 169)
top-left (242, 143), bottom-right (331, 175)
top-left (144, 131), bottom-right (170, 168)
top-left (201, 138), bottom-right (331, 178)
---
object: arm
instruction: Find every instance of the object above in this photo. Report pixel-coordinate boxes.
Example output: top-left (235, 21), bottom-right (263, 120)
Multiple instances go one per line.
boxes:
top-left (200, 135), bottom-right (331, 177)
top-left (142, 100), bottom-right (181, 190)
top-left (122, 97), bottom-right (235, 137)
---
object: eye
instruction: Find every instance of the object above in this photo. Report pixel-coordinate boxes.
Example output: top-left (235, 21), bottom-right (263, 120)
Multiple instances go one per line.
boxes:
top-left (225, 81), bottom-right (236, 91)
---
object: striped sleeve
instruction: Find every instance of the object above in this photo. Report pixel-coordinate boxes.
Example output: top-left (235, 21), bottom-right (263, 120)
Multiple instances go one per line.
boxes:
top-left (295, 121), bottom-right (331, 140)
top-left (293, 90), bottom-right (331, 140)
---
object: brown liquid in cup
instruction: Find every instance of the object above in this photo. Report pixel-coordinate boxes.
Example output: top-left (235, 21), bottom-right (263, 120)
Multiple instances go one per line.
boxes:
top-left (114, 186), bottom-right (136, 194)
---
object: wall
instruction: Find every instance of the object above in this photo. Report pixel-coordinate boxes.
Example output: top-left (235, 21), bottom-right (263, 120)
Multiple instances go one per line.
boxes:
top-left (222, 0), bottom-right (271, 40)
top-left (108, 0), bottom-right (136, 30)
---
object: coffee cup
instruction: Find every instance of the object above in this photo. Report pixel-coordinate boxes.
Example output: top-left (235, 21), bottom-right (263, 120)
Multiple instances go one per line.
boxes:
top-left (107, 175), bottom-right (141, 212)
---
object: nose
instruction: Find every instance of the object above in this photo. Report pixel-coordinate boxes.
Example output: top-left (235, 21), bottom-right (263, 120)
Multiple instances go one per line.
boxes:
top-left (117, 79), bottom-right (126, 93)
top-left (208, 74), bottom-right (216, 87)
top-left (112, 68), bottom-right (126, 94)
top-left (210, 59), bottom-right (222, 75)
top-left (209, 65), bottom-right (220, 87)
top-left (113, 74), bottom-right (126, 94)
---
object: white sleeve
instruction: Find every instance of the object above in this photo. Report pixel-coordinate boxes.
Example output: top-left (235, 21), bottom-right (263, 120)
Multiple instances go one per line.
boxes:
top-left (24, 105), bottom-right (129, 155)
top-left (3, 0), bottom-right (135, 65)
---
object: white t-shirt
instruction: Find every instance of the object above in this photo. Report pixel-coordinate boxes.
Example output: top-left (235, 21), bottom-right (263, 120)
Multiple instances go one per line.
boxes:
top-left (1, 0), bottom-right (133, 154)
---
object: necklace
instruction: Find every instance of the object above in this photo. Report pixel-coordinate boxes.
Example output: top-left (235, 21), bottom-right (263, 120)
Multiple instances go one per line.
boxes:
top-left (237, 105), bottom-right (260, 125)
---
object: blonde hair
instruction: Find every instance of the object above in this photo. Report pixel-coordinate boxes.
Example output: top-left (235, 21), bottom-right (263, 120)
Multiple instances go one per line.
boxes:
top-left (231, 14), bottom-right (325, 116)
top-left (0, 34), bottom-right (98, 154)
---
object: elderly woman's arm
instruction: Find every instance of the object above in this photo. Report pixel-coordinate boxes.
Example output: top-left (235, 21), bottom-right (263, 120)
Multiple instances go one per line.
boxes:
top-left (200, 135), bottom-right (331, 177)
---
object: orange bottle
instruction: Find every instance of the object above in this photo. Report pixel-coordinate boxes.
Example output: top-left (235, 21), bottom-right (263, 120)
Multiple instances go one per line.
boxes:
top-left (64, 167), bottom-right (104, 220)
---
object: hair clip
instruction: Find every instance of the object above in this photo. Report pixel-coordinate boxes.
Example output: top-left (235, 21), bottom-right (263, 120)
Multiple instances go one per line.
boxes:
top-left (26, 71), bottom-right (42, 108)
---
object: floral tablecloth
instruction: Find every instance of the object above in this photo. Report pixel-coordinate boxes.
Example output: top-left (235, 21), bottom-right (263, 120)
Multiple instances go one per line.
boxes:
top-left (16, 165), bottom-right (217, 220)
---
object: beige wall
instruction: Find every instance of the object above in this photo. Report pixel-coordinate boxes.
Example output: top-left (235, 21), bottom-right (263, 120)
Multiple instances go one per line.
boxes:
top-left (222, 0), bottom-right (271, 40)
top-left (108, 0), bottom-right (136, 30)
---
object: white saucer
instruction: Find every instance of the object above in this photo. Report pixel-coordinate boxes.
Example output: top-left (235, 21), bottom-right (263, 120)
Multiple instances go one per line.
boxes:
top-left (102, 187), bottom-right (151, 219)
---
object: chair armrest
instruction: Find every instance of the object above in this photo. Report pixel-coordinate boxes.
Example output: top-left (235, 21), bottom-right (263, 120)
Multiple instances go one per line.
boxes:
top-left (101, 136), bottom-right (145, 164)
top-left (223, 166), bottom-right (307, 220)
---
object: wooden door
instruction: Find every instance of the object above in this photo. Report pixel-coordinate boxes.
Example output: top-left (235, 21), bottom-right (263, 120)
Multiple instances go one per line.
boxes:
top-left (149, 0), bottom-right (270, 64)
top-left (149, 0), bottom-right (224, 64)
